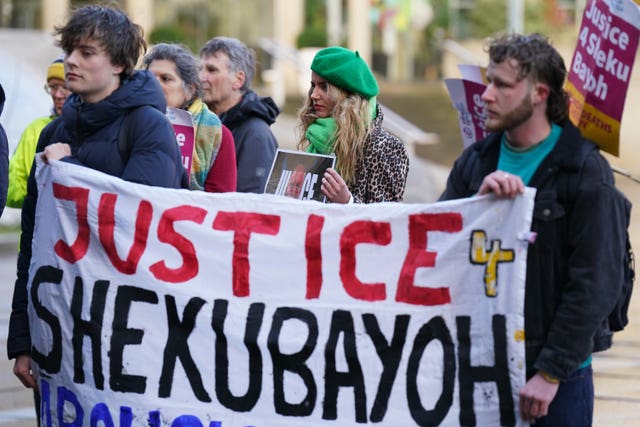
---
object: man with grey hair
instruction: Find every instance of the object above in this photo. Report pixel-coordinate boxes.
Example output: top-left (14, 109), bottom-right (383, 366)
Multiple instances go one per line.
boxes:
top-left (199, 36), bottom-right (279, 193)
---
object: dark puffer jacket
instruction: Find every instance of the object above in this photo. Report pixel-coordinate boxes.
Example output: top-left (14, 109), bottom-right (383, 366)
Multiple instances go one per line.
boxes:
top-left (0, 84), bottom-right (8, 217)
top-left (220, 90), bottom-right (279, 193)
top-left (439, 120), bottom-right (628, 380)
top-left (55, 70), bottom-right (185, 185)
top-left (7, 70), bottom-right (187, 359)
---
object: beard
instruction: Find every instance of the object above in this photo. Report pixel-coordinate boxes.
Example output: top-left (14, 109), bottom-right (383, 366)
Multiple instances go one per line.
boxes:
top-left (485, 94), bottom-right (534, 132)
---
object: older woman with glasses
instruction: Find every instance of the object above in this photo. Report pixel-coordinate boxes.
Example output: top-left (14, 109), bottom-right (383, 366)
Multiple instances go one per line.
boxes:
top-left (7, 57), bottom-right (70, 208)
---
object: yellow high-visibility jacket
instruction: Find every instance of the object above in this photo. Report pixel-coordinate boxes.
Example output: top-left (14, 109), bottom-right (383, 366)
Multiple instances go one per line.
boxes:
top-left (7, 115), bottom-right (54, 208)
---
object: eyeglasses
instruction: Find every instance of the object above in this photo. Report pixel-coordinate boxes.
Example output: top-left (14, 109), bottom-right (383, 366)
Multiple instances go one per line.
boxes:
top-left (44, 83), bottom-right (70, 95)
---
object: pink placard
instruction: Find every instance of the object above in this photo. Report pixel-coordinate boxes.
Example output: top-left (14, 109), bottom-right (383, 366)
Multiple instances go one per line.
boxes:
top-left (166, 107), bottom-right (195, 183)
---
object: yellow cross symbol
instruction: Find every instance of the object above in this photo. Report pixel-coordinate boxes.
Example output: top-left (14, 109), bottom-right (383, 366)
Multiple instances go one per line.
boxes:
top-left (469, 230), bottom-right (515, 297)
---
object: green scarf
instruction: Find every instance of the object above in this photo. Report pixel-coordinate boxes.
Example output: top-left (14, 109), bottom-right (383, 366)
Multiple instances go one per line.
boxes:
top-left (305, 98), bottom-right (377, 155)
top-left (305, 117), bottom-right (336, 154)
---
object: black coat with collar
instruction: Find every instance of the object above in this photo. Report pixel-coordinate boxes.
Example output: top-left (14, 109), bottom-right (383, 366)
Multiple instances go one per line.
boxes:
top-left (440, 120), bottom-right (628, 380)
top-left (0, 84), bottom-right (8, 217)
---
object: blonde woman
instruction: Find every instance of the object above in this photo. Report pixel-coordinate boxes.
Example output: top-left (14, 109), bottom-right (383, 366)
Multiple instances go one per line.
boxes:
top-left (297, 46), bottom-right (409, 203)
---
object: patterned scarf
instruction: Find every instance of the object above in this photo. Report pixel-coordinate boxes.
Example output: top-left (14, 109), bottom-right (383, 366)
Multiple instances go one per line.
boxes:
top-left (188, 99), bottom-right (222, 190)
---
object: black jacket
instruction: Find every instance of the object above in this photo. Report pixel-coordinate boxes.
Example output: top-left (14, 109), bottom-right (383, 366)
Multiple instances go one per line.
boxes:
top-left (7, 71), bottom-right (186, 359)
top-left (440, 121), bottom-right (628, 380)
top-left (220, 90), bottom-right (279, 193)
top-left (0, 84), bottom-right (8, 217)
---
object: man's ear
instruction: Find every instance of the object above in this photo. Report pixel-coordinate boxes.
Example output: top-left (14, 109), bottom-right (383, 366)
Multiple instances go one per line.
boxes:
top-left (112, 63), bottom-right (125, 77)
top-left (532, 82), bottom-right (550, 106)
top-left (232, 70), bottom-right (246, 91)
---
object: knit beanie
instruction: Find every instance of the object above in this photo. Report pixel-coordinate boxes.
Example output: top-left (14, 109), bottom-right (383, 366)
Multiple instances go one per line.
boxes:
top-left (47, 58), bottom-right (65, 82)
top-left (311, 46), bottom-right (379, 99)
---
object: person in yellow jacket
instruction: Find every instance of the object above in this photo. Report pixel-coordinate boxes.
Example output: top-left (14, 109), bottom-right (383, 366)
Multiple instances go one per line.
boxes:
top-left (6, 57), bottom-right (70, 208)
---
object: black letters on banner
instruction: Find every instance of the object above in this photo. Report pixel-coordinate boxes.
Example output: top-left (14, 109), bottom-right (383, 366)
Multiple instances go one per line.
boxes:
top-left (30, 271), bottom-right (520, 425)
top-left (363, 313), bottom-right (410, 422)
top-left (323, 310), bottom-right (367, 423)
top-left (211, 299), bottom-right (265, 412)
top-left (110, 285), bottom-right (159, 393)
top-left (71, 277), bottom-right (109, 389)
top-left (457, 315), bottom-right (515, 427)
top-left (159, 295), bottom-right (211, 402)
top-left (268, 307), bottom-right (319, 416)
top-left (30, 265), bottom-right (63, 374)
top-left (407, 316), bottom-right (456, 427)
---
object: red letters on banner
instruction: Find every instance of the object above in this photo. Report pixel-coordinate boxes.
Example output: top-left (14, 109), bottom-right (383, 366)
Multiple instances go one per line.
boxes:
top-left (53, 183), bottom-right (90, 263)
top-left (340, 220), bottom-right (392, 301)
top-left (52, 184), bottom-right (460, 306)
top-left (305, 214), bottom-right (325, 299)
top-left (396, 213), bottom-right (462, 306)
top-left (150, 205), bottom-right (208, 283)
top-left (212, 211), bottom-right (282, 297)
top-left (98, 193), bottom-right (152, 275)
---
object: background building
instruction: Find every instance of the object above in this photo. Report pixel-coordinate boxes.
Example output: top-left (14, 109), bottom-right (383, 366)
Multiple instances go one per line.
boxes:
top-left (0, 0), bottom-right (586, 85)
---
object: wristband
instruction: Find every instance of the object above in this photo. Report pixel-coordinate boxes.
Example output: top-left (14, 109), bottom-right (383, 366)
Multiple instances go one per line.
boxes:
top-left (539, 371), bottom-right (560, 384)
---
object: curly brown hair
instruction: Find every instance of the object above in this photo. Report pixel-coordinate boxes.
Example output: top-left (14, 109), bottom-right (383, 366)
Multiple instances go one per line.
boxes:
top-left (487, 33), bottom-right (568, 124)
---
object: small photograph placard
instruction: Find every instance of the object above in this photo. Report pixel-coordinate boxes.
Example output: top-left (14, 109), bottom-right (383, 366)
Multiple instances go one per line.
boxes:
top-left (264, 149), bottom-right (336, 202)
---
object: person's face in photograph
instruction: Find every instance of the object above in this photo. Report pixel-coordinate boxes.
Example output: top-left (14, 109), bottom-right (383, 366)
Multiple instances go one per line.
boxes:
top-left (285, 165), bottom-right (306, 198)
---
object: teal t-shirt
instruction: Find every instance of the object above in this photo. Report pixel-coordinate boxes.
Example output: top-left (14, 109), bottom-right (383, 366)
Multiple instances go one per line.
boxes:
top-left (497, 124), bottom-right (562, 185)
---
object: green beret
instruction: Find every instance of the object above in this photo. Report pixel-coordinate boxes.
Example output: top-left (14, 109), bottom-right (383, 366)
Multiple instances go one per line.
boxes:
top-left (311, 46), bottom-right (379, 99)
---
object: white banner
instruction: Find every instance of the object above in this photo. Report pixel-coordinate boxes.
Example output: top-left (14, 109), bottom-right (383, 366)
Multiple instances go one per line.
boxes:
top-left (28, 159), bottom-right (534, 427)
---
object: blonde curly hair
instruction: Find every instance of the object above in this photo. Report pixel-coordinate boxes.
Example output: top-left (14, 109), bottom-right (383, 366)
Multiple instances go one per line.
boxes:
top-left (296, 83), bottom-right (373, 184)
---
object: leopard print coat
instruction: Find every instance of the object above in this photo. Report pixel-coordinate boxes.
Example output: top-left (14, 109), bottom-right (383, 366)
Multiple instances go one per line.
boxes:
top-left (350, 106), bottom-right (409, 203)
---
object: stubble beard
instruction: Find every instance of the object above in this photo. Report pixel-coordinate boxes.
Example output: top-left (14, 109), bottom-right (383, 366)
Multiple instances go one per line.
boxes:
top-left (485, 94), bottom-right (534, 133)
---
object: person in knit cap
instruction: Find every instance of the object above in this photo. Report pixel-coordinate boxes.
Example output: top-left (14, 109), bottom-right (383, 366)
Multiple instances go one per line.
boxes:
top-left (6, 56), bottom-right (70, 208)
top-left (296, 46), bottom-right (409, 203)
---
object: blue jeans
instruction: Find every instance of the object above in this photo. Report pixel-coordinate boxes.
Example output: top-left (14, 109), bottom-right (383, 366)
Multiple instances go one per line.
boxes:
top-left (535, 365), bottom-right (594, 427)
